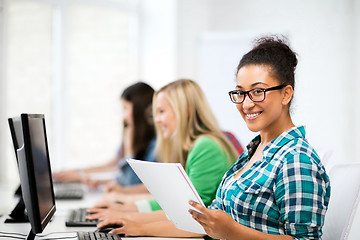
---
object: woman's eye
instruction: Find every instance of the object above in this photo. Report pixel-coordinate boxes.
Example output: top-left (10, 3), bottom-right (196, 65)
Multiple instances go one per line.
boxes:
top-left (252, 89), bottom-right (263, 95)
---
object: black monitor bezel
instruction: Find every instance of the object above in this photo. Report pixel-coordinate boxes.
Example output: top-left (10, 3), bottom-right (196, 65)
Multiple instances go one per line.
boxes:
top-left (6, 117), bottom-right (28, 223)
top-left (17, 113), bottom-right (56, 235)
top-left (8, 117), bottom-right (24, 197)
top-left (8, 117), bottom-right (22, 153)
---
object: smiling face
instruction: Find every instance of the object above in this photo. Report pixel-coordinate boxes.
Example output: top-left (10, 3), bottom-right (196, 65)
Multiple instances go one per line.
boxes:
top-left (154, 92), bottom-right (177, 139)
top-left (235, 64), bottom-right (293, 137)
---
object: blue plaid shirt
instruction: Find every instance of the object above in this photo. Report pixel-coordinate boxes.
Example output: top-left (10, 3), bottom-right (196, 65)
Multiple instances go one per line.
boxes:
top-left (209, 126), bottom-right (330, 239)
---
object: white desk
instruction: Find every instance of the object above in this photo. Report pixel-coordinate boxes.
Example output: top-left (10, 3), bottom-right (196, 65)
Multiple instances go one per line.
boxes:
top-left (0, 186), bottom-right (201, 240)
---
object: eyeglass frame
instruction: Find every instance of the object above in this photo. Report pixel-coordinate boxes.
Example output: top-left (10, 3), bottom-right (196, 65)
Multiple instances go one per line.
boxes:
top-left (228, 84), bottom-right (286, 104)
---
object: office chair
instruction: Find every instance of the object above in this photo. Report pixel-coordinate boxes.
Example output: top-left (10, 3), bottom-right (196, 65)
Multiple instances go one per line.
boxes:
top-left (222, 131), bottom-right (244, 155)
top-left (322, 163), bottom-right (360, 240)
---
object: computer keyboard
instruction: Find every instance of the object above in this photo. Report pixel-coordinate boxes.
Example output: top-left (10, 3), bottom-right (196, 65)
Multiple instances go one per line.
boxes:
top-left (66, 208), bottom-right (99, 227)
top-left (55, 188), bottom-right (84, 199)
top-left (54, 182), bottom-right (84, 200)
top-left (77, 231), bottom-right (122, 240)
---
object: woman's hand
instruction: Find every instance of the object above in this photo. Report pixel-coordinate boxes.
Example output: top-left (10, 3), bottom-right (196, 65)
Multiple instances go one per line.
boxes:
top-left (97, 190), bottom-right (152, 204)
top-left (189, 201), bottom-right (295, 240)
top-left (86, 207), bottom-right (136, 222)
top-left (86, 202), bottom-right (138, 221)
top-left (97, 217), bottom-right (145, 236)
top-left (91, 201), bottom-right (123, 210)
top-left (188, 200), bottom-right (236, 240)
top-left (86, 208), bottom-right (121, 221)
top-left (83, 178), bottom-right (109, 190)
top-left (52, 169), bottom-right (84, 183)
top-left (105, 181), bottom-right (124, 193)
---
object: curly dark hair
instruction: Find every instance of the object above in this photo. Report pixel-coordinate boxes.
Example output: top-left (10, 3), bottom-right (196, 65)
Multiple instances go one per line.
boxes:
top-left (237, 35), bottom-right (298, 103)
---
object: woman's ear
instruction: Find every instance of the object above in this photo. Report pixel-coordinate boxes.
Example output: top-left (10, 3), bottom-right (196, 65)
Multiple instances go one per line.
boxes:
top-left (282, 85), bottom-right (293, 105)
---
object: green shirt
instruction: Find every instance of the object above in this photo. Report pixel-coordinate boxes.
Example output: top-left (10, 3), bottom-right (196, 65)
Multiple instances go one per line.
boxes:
top-left (148, 136), bottom-right (231, 211)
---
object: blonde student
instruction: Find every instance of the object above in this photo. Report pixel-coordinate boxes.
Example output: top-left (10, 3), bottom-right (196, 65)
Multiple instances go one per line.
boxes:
top-left (88, 79), bottom-right (238, 237)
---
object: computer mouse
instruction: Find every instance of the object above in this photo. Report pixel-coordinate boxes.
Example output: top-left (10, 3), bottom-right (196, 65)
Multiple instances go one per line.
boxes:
top-left (96, 224), bottom-right (123, 234)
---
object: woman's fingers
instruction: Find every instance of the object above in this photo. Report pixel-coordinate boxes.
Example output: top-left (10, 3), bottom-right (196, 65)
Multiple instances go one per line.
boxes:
top-left (188, 200), bottom-right (209, 216)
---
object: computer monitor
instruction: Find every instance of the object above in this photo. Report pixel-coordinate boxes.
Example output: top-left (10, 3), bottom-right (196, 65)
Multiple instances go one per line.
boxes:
top-left (16, 113), bottom-right (56, 240)
top-left (6, 117), bottom-right (28, 223)
top-left (8, 117), bottom-right (24, 152)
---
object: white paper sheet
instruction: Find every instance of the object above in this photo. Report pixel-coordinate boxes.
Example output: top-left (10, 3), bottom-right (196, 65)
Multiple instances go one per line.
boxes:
top-left (127, 159), bottom-right (206, 234)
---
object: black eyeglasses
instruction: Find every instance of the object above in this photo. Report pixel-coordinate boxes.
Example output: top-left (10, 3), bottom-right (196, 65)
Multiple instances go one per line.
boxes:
top-left (228, 85), bottom-right (286, 104)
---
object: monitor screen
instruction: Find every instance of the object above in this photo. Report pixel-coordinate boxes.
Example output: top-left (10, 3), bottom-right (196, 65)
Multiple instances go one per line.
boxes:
top-left (16, 113), bottom-right (56, 240)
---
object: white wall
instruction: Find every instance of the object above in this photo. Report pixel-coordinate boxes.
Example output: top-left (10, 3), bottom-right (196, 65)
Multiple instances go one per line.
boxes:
top-left (0, 0), bottom-right (6, 183)
top-left (196, 33), bottom-right (257, 145)
top-left (1, 0), bottom-right (359, 179)
top-left (176, 0), bottom-right (360, 167)
top-left (138, 0), bottom-right (177, 90)
top-left (355, 0), bottom-right (360, 162)
top-left (0, 0), bottom-right (145, 185)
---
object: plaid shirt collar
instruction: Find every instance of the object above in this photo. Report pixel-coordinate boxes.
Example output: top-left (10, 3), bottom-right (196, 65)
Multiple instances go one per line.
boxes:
top-left (231, 126), bottom-right (306, 173)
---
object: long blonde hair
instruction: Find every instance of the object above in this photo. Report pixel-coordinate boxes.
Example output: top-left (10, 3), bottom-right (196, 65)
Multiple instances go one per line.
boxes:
top-left (153, 79), bottom-right (238, 167)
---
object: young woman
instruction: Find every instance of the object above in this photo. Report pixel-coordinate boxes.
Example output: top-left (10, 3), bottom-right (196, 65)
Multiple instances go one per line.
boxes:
top-left (53, 82), bottom-right (156, 189)
top-left (89, 79), bottom-right (239, 237)
top-left (189, 35), bottom-right (331, 239)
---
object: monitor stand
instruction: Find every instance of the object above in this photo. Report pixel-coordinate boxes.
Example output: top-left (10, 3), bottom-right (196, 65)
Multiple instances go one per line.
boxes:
top-left (26, 230), bottom-right (36, 240)
top-left (14, 185), bottom-right (22, 197)
top-left (4, 197), bottom-right (29, 223)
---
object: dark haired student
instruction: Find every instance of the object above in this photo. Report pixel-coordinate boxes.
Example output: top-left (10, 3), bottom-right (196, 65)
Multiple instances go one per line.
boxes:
top-left (189, 35), bottom-right (330, 240)
top-left (53, 82), bottom-right (156, 189)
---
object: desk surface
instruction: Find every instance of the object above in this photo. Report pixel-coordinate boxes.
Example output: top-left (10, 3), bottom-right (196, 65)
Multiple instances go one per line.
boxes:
top-left (0, 185), bottom-right (201, 240)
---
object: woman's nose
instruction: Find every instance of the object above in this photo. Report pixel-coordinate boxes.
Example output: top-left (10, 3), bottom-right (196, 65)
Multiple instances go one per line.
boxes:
top-left (242, 94), bottom-right (255, 109)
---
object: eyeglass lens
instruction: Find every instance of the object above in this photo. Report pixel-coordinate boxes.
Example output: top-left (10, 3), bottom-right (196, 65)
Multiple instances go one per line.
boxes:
top-left (231, 89), bottom-right (265, 103)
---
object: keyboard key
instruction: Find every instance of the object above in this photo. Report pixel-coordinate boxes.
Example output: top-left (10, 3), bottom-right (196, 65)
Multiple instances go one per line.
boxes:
top-left (77, 231), bottom-right (122, 240)
top-left (66, 208), bottom-right (99, 227)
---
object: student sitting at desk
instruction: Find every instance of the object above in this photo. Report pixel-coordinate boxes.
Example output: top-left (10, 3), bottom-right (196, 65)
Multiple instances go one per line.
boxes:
top-left (87, 79), bottom-right (239, 236)
top-left (188, 35), bottom-right (331, 239)
top-left (53, 82), bottom-right (157, 189)
top-left (91, 35), bottom-right (330, 239)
